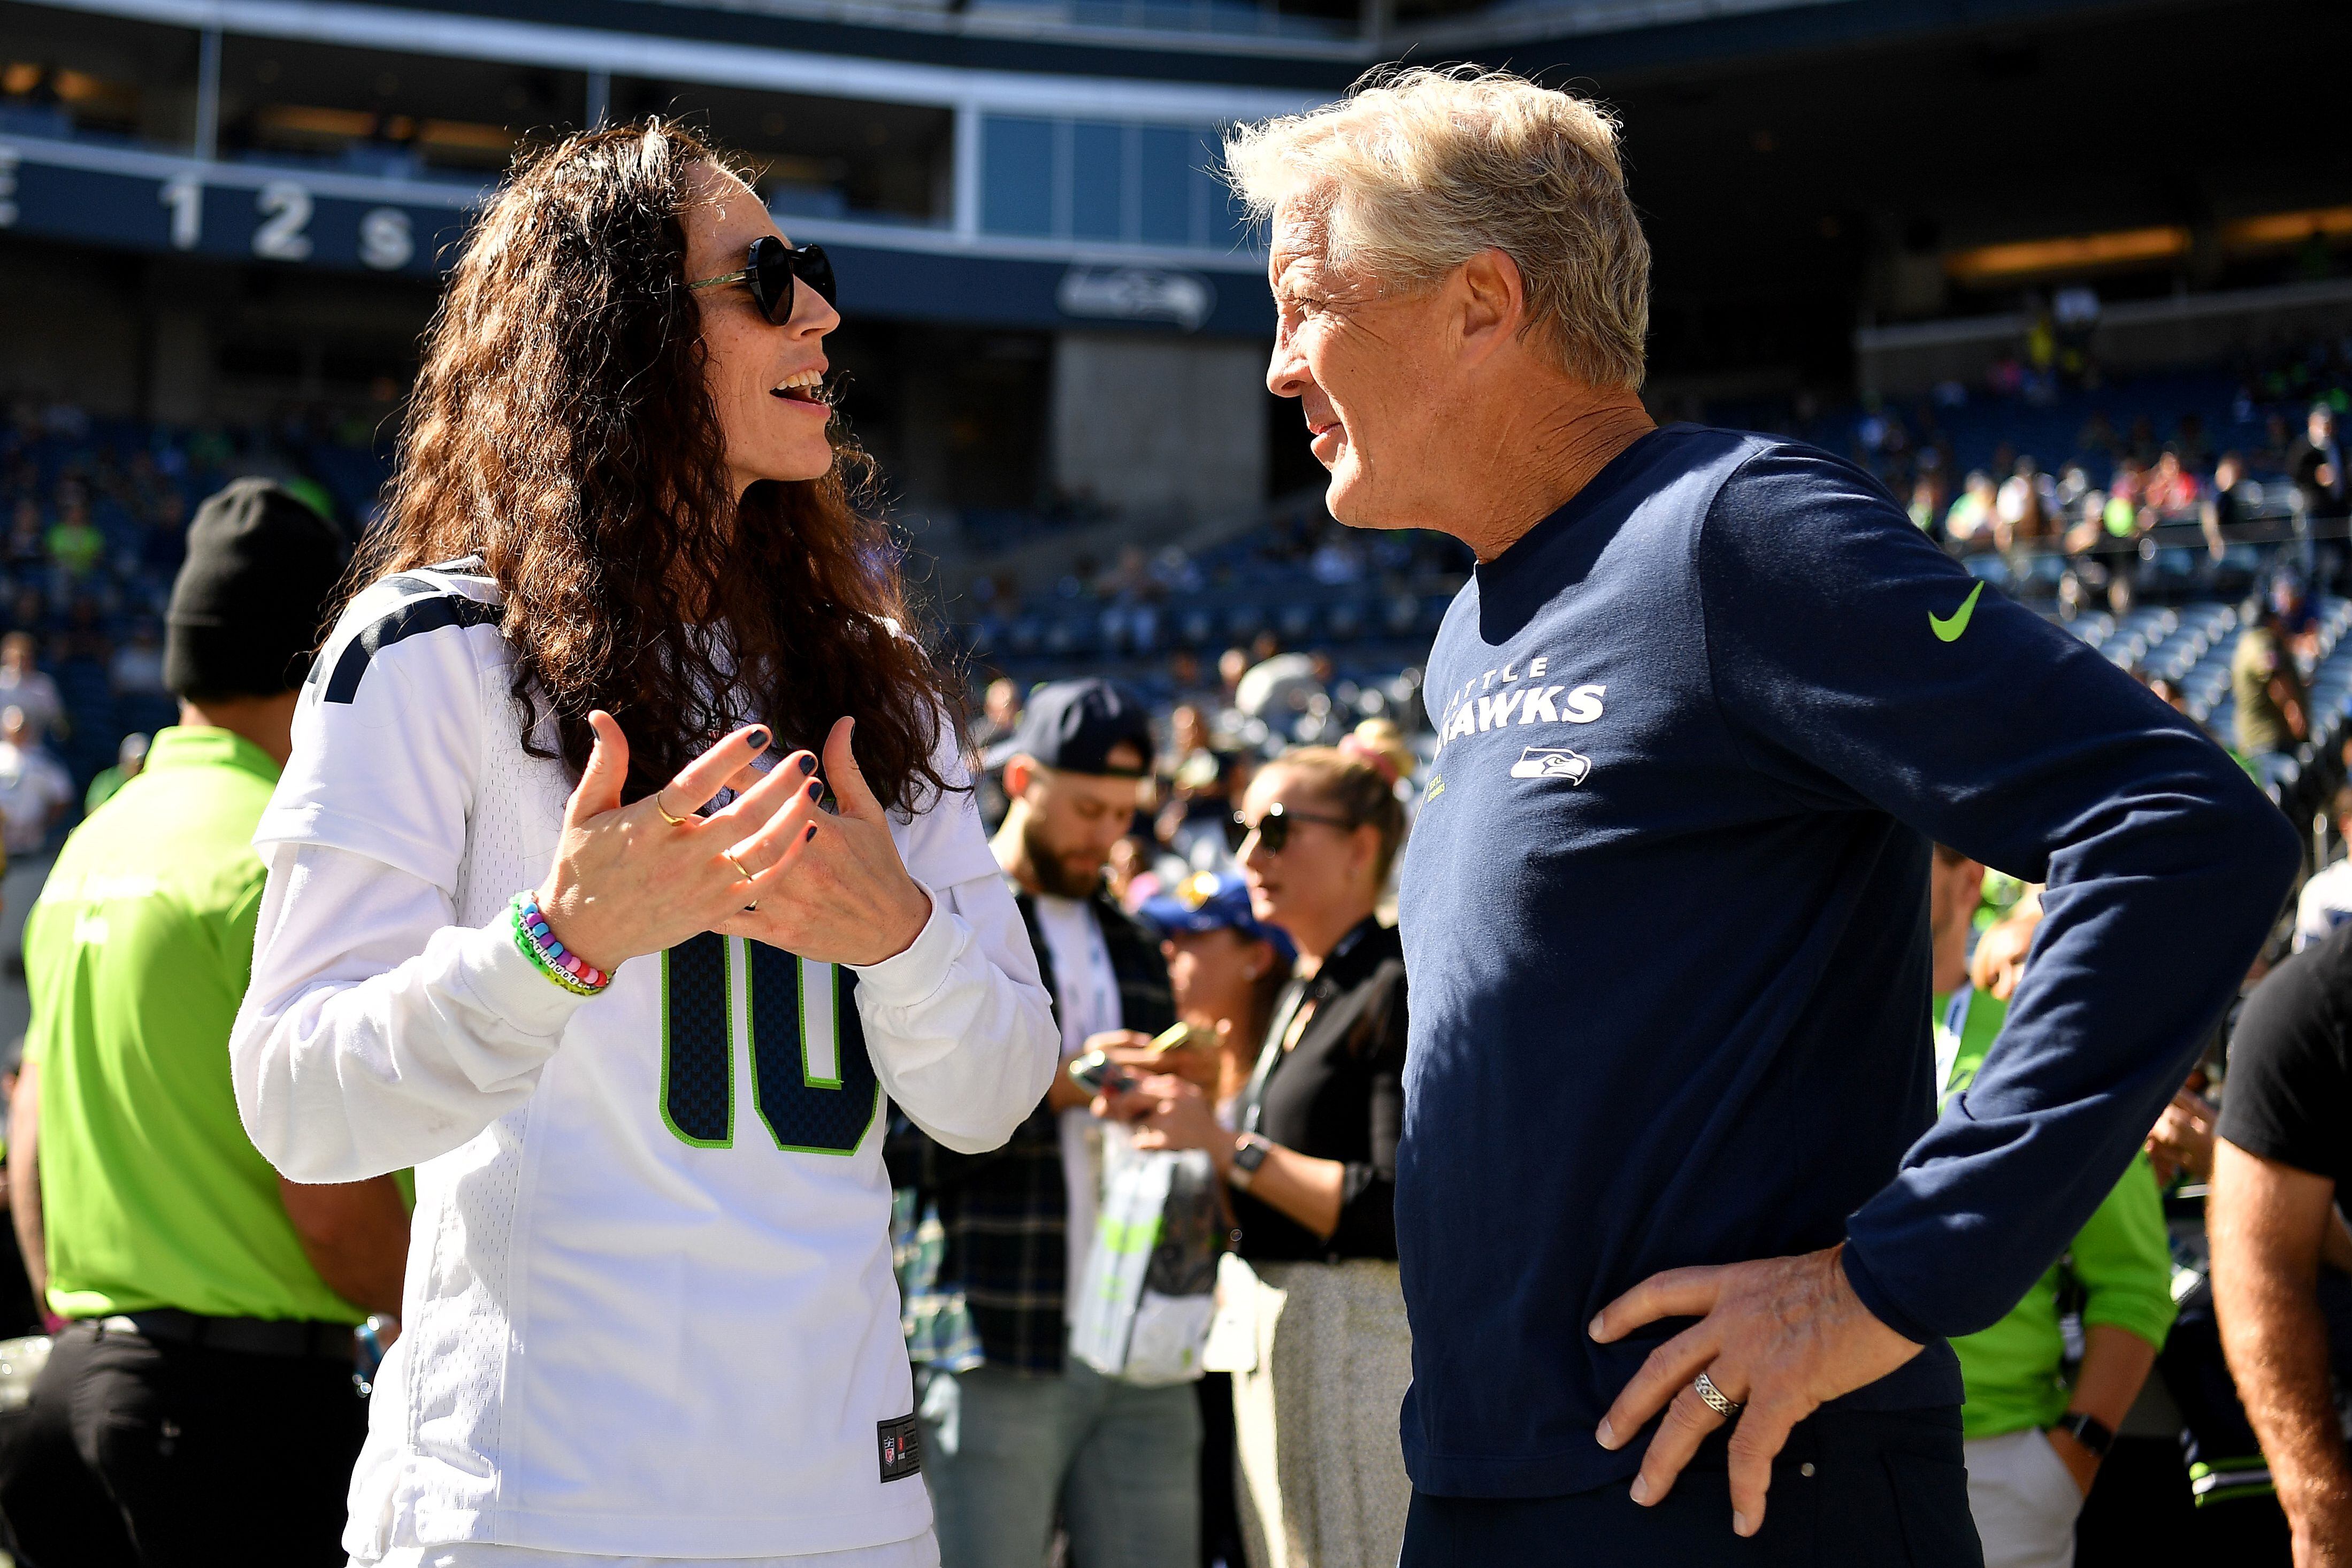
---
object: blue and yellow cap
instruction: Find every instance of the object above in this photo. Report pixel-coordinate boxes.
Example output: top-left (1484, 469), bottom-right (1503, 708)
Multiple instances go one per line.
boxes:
top-left (1139, 871), bottom-right (1296, 967)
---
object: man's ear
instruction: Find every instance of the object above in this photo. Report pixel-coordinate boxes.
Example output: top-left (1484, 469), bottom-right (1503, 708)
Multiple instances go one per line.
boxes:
top-left (1455, 247), bottom-right (1526, 367)
top-left (1003, 755), bottom-right (1035, 798)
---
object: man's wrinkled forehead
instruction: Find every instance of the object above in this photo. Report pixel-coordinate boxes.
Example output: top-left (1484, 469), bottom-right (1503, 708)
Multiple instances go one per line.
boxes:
top-left (1267, 189), bottom-right (1337, 286)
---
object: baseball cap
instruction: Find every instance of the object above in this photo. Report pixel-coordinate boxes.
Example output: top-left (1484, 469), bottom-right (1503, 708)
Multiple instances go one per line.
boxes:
top-left (1139, 871), bottom-right (1296, 968)
top-left (999, 678), bottom-right (1154, 778)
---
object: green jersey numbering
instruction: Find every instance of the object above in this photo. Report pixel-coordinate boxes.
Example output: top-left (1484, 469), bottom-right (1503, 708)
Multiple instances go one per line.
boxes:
top-left (658, 932), bottom-right (879, 1155)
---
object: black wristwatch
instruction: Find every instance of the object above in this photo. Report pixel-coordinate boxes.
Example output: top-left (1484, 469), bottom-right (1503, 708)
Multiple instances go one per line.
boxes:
top-left (1229, 1134), bottom-right (1271, 1191)
top-left (2054, 1411), bottom-right (2114, 1460)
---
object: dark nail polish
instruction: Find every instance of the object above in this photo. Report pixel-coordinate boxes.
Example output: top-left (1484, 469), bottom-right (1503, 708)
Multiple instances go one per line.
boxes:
top-left (804, 823), bottom-right (817, 842)
top-left (807, 779), bottom-right (823, 800)
top-left (746, 729), bottom-right (770, 751)
top-left (798, 754), bottom-right (817, 775)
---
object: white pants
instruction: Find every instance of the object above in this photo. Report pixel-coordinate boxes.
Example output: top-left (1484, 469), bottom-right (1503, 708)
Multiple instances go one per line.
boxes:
top-left (1962, 1428), bottom-right (2087, 1568)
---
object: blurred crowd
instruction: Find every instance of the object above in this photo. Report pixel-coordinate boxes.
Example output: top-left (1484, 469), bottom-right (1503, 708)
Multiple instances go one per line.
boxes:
top-left (2, 363), bottom-right (2352, 1566)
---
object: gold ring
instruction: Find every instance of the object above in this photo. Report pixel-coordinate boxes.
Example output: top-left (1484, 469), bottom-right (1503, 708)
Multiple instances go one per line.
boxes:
top-left (653, 790), bottom-right (689, 827)
top-left (725, 852), bottom-right (754, 882)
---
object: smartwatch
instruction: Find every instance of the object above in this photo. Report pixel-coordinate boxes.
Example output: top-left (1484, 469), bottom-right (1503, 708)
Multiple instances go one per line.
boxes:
top-left (2054, 1411), bottom-right (2114, 1461)
top-left (1229, 1134), bottom-right (1271, 1192)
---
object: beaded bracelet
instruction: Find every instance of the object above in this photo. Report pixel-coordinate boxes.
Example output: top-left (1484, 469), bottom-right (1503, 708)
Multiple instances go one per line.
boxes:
top-left (510, 891), bottom-right (613, 997)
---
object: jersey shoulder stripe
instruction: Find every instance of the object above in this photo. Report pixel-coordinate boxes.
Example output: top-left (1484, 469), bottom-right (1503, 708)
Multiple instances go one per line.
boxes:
top-left (311, 565), bottom-right (506, 705)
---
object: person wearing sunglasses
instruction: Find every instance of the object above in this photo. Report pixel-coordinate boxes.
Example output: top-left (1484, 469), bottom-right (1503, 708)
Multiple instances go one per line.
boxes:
top-left (1108, 743), bottom-right (1413, 1568)
top-left (225, 122), bottom-right (1057, 1568)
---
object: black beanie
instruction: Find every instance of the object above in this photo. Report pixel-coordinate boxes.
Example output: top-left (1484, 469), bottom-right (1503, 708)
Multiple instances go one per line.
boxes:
top-left (165, 478), bottom-right (349, 700)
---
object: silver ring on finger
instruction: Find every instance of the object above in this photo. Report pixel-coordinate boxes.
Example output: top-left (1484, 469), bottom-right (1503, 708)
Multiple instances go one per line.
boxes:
top-left (1694, 1371), bottom-right (1742, 1419)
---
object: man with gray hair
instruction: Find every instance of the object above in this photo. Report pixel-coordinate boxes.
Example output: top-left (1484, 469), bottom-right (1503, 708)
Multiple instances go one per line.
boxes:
top-left (1225, 66), bottom-right (2297, 1564)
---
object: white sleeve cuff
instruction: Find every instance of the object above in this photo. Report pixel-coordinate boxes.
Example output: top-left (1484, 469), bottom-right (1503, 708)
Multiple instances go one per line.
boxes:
top-left (847, 885), bottom-right (953, 1006)
top-left (449, 912), bottom-right (600, 1039)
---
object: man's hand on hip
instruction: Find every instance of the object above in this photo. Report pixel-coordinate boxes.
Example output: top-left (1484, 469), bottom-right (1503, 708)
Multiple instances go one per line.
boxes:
top-left (1590, 1243), bottom-right (1921, 1537)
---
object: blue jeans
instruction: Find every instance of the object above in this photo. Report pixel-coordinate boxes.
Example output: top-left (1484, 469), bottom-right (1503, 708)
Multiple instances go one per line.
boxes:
top-left (919, 1359), bottom-right (1200, 1568)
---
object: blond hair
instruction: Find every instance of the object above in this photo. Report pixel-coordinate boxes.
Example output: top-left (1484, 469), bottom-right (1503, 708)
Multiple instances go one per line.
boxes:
top-left (1273, 744), bottom-right (1407, 888)
top-left (1224, 66), bottom-right (1650, 390)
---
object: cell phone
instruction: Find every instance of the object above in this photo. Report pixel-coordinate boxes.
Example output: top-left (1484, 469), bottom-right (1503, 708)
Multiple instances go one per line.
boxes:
top-left (1066, 1050), bottom-right (1136, 1097)
top-left (1148, 1021), bottom-right (1202, 1056)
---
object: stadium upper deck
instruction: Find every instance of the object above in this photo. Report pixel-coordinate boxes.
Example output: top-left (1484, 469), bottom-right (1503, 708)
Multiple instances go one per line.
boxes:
top-left (2, 0), bottom-right (2346, 531)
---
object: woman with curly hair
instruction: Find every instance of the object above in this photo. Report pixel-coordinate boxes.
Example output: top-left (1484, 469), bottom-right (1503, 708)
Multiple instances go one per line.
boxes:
top-left (228, 122), bottom-right (1057, 1566)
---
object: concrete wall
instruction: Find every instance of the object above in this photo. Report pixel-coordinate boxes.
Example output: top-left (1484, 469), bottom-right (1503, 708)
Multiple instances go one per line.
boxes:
top-left (1049, 331), bottom-right (1267, 521)
top-left (0, 234), bottom-right (435, 424)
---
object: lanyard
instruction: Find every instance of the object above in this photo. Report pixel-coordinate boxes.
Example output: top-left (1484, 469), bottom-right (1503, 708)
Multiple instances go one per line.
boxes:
top-left (1236, 919), bottom-right (1375, 1136)
top-left (1239, 980), bottom-right (1309, 1137)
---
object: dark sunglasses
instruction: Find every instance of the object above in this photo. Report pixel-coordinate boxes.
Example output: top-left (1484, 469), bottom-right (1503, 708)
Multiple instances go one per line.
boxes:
top-left (1232, 801), bottom-right (1356, 854)
top-left (688, 236), bottom-right (837, 325)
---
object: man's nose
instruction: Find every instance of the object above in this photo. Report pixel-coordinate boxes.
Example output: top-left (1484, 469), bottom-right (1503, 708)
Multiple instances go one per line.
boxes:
top-left (1268, 339), bottom-right (1310, 400)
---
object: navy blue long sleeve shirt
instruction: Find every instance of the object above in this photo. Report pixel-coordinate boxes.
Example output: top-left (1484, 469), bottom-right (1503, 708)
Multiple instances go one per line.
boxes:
top-left (1395, 425), bottom-right (2298, 1498)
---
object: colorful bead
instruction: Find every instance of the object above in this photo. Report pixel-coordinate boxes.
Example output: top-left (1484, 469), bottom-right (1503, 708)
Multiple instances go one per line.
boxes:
top-left (509, 891), bottom-right (612, 998)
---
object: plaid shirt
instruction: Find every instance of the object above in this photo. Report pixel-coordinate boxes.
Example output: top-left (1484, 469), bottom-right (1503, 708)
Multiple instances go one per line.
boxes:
top-left (888, 885), bottom-right (1173, 1375)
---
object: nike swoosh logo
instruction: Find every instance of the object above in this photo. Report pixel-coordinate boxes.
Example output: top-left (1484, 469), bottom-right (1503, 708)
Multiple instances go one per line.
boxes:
top-left (1929, 581), bottom-right (1985, 643)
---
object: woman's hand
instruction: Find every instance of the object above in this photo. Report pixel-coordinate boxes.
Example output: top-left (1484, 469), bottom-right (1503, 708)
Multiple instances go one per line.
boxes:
top-left (714, 717), bottom-right (933, 966)
top-left (1106, 1073), bottom-right (1233, 1173)
top-left (535, 713), bottom-right (826, 973)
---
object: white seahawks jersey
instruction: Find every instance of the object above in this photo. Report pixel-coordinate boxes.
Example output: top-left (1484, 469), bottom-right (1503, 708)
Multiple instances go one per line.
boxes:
top-left (232, 563), bottom-right (1056, 1559)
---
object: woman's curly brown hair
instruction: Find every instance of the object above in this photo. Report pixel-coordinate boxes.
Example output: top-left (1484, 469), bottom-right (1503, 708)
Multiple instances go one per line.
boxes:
top-left (349, 119), bottom-right (960, 812)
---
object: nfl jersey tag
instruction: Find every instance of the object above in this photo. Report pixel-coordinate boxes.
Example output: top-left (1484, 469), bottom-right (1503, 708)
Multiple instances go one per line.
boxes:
top-left (877, 1413), bottom-right (921, 1482)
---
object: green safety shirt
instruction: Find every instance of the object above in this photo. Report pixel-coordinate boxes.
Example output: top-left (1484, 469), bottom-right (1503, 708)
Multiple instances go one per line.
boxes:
top-left (24, 726), bottom-right (366, 1323)
top-left (1934, 985), bottom-right (2177, 1440)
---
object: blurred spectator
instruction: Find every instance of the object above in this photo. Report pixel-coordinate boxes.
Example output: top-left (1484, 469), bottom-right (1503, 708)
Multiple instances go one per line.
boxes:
top-left (108, 622), bottom-right (167, 698)
top-left (899, 679), bottom-right (1198, 1568)
top-left (0, 1060), bottom-right (39, 1341)
top-left (1155, 705), bottom-right (1239, 873)
top-left (1946, 471), bottom-right (1998, 547)
top-left (0, 707), bottom-right (71, 858)
top-left (42, 493), bottom-right (102, 583)
top-left (1133, 868), bottom-right (1296, 1568)
top-left (83, 732), bottom-right (149, 815)
top-left (1217, 647), bottom-right (1250, 706)
top-left (4, 501), bottom-right (42, 572)
top-left (0, 477), bottom-right (403, 1563)
top-left (1235, 651), bottom-right (1322, 731)
top-left (1112, 746), bottom-right (1412, 1568)
top-left (1932, 867), bottom-right (2174, 1568)
top-left (2204, 452), bottom-right (2252, 560)
top-left (140, 489), bottom-right (188, 584)
top-left (2288, 404), bottom-right (2347, 528)
top-left (2232, 593), bottom-right (2311, 757)
top-left (1106, 833), bottom-right (1159, 910)
top-left (1909, 471), bottom-right (1948, 534)
top-left (969, 675), bottom-right (1022, 751)
top-left (1997, 456), bottom-right (2055, 547)
top-left (2294, 786), bottom-right (2352, 952)
top-left (2143, 674), bottom-right (2189, 714)
top-left (0, 634), bottom-right (63, 744)
top-left (2210, 924), bottom-right (2352, 1567)
top-left (2141, 449), bottom-right (2201, 517)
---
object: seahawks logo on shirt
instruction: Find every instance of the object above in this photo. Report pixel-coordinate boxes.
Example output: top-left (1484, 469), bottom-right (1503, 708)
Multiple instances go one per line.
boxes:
top-left (1509, 746), bottom-right (1592, 783)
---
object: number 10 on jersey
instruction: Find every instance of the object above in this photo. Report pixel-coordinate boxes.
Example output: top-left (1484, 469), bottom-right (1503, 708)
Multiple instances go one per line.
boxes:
top-left (660, 934), bottom-right (878, 1154)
